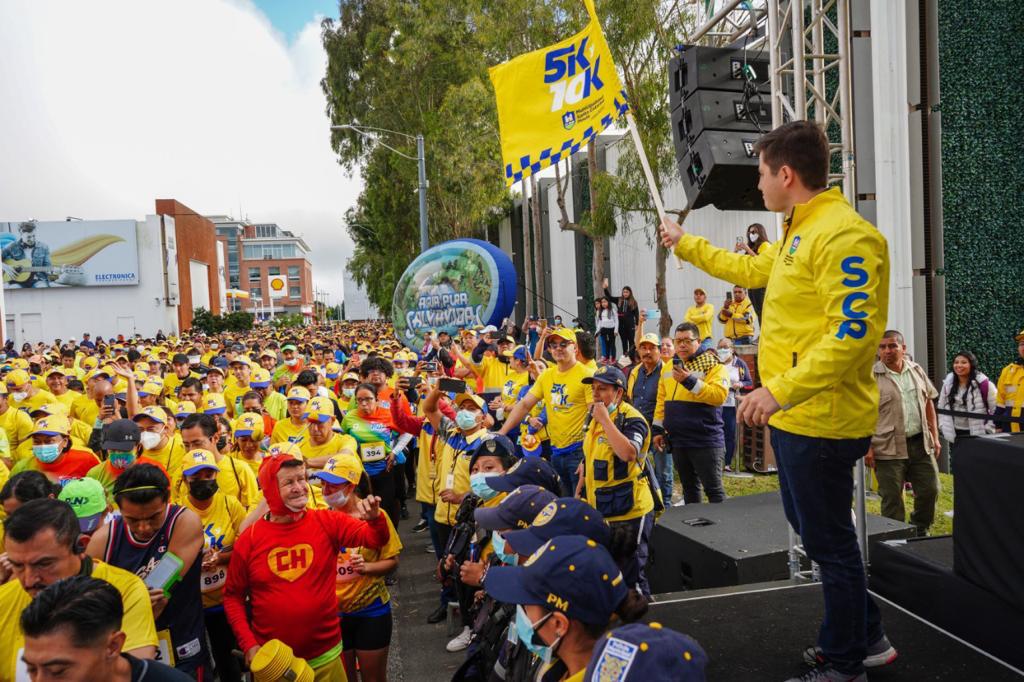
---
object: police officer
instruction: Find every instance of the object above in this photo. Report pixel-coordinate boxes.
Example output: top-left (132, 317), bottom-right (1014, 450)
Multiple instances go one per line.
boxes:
top-left (579, 365), bottom-right (656, 598)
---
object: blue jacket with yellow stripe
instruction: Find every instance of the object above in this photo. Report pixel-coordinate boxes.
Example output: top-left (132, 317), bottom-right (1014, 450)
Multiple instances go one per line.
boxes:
top-left (653, 355), bottom-right (730, 448)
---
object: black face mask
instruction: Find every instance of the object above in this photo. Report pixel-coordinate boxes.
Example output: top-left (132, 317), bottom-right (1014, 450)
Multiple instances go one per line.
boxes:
top-left (188, 479), bottom-right (219, 501)
top-left (216, 436), bottom-right (228, 452)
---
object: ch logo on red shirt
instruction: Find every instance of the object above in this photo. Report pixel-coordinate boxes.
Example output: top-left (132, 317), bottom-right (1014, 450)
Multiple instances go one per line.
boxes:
top-left (268, 544), bottom-right (314, 582)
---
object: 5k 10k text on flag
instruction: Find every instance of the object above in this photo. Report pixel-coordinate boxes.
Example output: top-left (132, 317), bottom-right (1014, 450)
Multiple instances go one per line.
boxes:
top-left (489, 0), bottom-right (628, 186)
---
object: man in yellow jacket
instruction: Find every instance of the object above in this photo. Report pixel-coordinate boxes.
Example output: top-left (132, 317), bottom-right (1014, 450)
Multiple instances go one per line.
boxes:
top-left (994, 329), bottom-right (1024, 433)
top-left (661, 120), bottom-right (892, 682)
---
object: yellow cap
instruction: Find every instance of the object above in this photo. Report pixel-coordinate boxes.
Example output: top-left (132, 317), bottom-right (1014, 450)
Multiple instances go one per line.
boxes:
top-left (133, 361), bottom-right (150, 372)
top-left (341, 372), bottom-right (360, 384)
top-left (286, 386), bottom-right (311, 403)
top-left (5, 369), bottom-right (30, 388)
top-left (175, 400), bottom-right (197, 419)
top-left (638, 332), bottom-right (660, 348)
top-left (311, 452), bottom-right (363, 485)
top-left (31, 414), bottom-right (71, 437)
top-left (81, 356), bottom-right (99, 371)
top-left (30, 402), bottom-right (68, 417)
top-left (133, 405), bottom-right (169, 424)
top-left (304, 396), bottom-right (334, 423)
top-left (249, 367), bottom-right (272, 387)
top-left (202, 393), bottom-right (228, 414)
top-left (454, 392), bottom-right (485, 411)
top-left (325, 362), bottom-right (341, 378)
top-left (233, 412), bottom-right (264, 440)
top-left (182, 449), bottom-right (220, 476)
top-left (45, 366), bottom-right (66, 377)
top-left (139, 380), bottom-right (164, 397)
top-left (267, 441), bottom-right (303, 461)
top-left (547, 327), bottom-right (577, 344)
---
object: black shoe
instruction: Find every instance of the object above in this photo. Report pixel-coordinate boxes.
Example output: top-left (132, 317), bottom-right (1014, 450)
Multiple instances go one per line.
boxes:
top-left (400, 503), bottom-right (410, 520)
top-left (427, 604), bottom-right (448, 624)
top-left (412, 519), bottom-right (429, 533)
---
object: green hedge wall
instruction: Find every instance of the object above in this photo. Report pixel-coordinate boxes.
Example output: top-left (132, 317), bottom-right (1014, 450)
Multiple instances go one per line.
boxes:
top-left (938, 1), bottom-right (1024, 379)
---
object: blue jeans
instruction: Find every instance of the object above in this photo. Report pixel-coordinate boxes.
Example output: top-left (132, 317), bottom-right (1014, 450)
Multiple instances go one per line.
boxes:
top-left (653, 446), bottom-right (674, 503)
top-left (552, 445), bottom-right (584, 497)
top-left (722, 406), bottom-right (737, 468)
top-left (770, 428), bottom-right (884, 674)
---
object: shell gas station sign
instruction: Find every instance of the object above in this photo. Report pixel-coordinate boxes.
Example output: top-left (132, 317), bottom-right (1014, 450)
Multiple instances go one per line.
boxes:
top-left (268, 274), bottom-right (287, 299)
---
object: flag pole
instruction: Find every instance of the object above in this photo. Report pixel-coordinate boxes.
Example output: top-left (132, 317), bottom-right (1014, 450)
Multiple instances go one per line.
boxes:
top-left (624, 111), bottom-right (684, 269)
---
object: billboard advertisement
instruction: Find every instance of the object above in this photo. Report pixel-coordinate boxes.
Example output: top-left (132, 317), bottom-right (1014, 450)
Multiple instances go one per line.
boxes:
top-left (392, 239), bottom-right (517, 350)
top-left (0, 220), bottom-right (139, 289)
top-left (268, 274), bottom-right (287, 299)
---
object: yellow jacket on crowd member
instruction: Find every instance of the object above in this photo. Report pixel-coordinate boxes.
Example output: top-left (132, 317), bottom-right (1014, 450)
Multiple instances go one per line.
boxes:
top-left (468, 355), bottom-right (512, 395)
top-left (582, 402), bottom-right (653, 523)
top-left (673, 187), bottom-right (890, 439)
top-left (433, 418), bottom-right (489, 526)
top-left (685, 302), bottom-right (716, 341)
top-left (996, 361), bottom-right (1024, 434)
top-left (718, 296), bottom-right (755, 340)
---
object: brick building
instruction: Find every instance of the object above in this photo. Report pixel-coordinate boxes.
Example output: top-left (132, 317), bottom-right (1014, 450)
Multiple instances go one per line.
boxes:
top-left (154, 199), bottom-right (222, 331)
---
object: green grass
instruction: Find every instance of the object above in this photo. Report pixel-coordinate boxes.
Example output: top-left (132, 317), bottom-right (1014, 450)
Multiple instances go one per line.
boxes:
top-left (674, 472), bottom-right (955, 536)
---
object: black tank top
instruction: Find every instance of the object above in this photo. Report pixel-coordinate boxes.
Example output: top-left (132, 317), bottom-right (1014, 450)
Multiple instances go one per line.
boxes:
top-left (104, 504), bottom-right (206, 674)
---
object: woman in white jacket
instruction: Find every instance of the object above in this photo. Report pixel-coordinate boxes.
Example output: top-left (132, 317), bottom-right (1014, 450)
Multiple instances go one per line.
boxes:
top-left (938, 351), bottom-right (995, 447)
top-left (595, 296), bottom-right (619, 363)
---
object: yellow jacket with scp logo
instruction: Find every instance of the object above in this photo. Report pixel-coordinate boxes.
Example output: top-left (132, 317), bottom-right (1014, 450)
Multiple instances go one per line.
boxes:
top-left (674, 187), bottom-right (890, 439)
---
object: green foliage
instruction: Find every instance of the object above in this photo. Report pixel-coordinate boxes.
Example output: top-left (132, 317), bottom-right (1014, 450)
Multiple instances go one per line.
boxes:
top-left (190, 308), bottom-right (254, 335)
top-left (270, 313), bottom-right (306, 329)
top-left (938, 1), bottom-right (1024, 378)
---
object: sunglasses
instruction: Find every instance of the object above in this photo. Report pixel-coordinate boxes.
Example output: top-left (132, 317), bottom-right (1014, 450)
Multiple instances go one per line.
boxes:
top-left (547, 341), bottom-right (572, 350)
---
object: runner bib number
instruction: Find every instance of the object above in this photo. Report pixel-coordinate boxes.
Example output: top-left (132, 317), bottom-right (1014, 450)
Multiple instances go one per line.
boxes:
top-left (336, 551), bottom-right (361, 584)
top-left (360, 441), bottom-right (386, 463)
top-left (201, 567), bottom-right (227, 593)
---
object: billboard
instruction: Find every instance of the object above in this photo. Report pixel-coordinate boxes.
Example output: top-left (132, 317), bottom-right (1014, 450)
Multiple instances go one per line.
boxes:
top-left (0, 220), bottom-right (139, 289)
top-left (268, 274), bottom-right (287, 298)
top-left (392, 239), bottom-right (517, 350)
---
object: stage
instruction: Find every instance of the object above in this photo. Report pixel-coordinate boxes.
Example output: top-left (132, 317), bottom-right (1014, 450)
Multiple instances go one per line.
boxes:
top-left (647, 581), bottom-right (1024, 680)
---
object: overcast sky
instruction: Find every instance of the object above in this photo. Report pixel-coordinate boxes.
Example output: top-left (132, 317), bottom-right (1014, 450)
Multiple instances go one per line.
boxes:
top-left (0, 0), bottom-right (361, 307)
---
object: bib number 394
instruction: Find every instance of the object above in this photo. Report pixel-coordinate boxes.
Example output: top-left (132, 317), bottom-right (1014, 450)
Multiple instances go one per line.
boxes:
top-left (360, 442), bottom-right (386, 463)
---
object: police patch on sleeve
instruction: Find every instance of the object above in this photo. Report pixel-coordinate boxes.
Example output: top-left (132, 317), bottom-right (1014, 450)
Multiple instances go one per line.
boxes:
top-left (590, 636), bottom-right (638, 681)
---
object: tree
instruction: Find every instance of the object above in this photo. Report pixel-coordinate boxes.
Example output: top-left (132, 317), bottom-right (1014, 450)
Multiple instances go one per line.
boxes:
top-left (270, 313), bottom-right (305, 329)
top-left (190, 308), bottom-right (253, 335)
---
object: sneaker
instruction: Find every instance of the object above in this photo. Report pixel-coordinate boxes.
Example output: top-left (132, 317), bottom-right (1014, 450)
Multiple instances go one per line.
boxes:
top-left (802, 635), bottom-right (897, 669)
top-left (446, 626), bottom-right (473, 652)
top-left (671, 498), bottom-right (686, 507)
top-left (400, 503), bottom-right (410, 520)
top-left (412, 519), bottom-right (429, 533)
top-left (425, 544), bottom-right (435, 554)
top-left (784, 664), bottom-right (866, 681)
top-left (427, 604), bottom-right (448, 624)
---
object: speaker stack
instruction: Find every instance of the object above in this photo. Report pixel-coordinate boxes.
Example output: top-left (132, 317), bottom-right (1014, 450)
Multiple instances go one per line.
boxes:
top-left (668, 46), bottom-right (770, 211)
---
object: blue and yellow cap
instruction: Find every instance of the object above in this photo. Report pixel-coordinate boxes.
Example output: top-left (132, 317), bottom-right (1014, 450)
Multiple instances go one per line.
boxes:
top-left (183, 448), bottom-right (219, 476)
top-left (310, 453), bottom-right (363, 485)
top-left (474, 484), bottom-right (557, 532)
top-left (505, 498), bottom-right (610, 557)
top-left (203, 393), bottom-right (227, 415)
top-left (304, 396), bottom-right (334, 423)
top-left (483, 534), bottom-right (626, 626)
top-left (584, 623), bottom-right (708, 681)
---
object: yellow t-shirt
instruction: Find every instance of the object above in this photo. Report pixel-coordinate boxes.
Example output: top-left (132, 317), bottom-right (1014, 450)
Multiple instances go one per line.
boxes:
top-left (499, 370), bottom-right (530, 411)
top-left (300, 433), bottom-right (358, 464)
top-left (335, 513), bottom-right (402, 613)
top-left (0, 559), bottom-right (157, 681)
top-left (9, 389), bottom-right (58, 414)
top-left (71, 395), bottom-right (100, 427)
top-left (224, 383), bottom-right (249, 418)
top-left (183, 492), bottom-right (247, 608)
top-left (144, 435), bottom-right (186, 482)
top-left (270, 418), bottom-right (308, 446)
top-left (51, 389), bottom-right (81, 413)
top-left (0, 408), bottom-right (33, 453)
top-left (685, 302), bottom-right (716, 341)
top-left (471, 356), bottom-right (512, 394)
top-left (528, 362), bottom-right (594, 451)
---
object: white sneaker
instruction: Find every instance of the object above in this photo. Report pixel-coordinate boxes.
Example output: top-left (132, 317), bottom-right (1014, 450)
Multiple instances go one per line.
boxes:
top-left (671, 498), bottom-right (686, 507)
top-left (446, 626), bottom-right (473, 652)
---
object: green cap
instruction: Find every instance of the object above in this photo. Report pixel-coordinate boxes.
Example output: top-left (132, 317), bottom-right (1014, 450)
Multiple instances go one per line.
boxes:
top-left (58, 478), bottom-right (107, 532)
top-left (281, 344), bottom-right (298, 352)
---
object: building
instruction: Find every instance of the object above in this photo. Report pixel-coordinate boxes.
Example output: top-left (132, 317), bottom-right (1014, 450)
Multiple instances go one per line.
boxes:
top-left (154, 199), bottom-right (224, 332)
top-left (210, 215), bottom-right (246, 292)
top-left (239, 222), bottom-right (315, 320)
top-left (342, 265), bottom-right (379, 320)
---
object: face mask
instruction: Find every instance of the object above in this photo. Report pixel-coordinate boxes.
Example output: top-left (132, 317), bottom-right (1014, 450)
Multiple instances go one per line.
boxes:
top-left (210, 343), bottom-right (219, 350)
top-left (607, 402), bottom-right (618, 414)
top-left (554, 318), bottom-right (562, 326)
top-left (33, 443), bottom-right (61, 463)
top-left (136, 345), bottom-right (145, 353)
top-left (342, 388), bottom-right (355, 398)
top-left (470, 472), bottom-right (499, 501)
top-left (188, 479), bottom-right (219, 501)
top-left (456, 410), bottom-right (479, 431)
top-left (490, 532), bottom-right (517, 566)
top-left (317, 386), bottom-right (331, 398)
top-left (514, 606), bottom-right (558, 663)
top-left (324, 488), bottom-right (349, 509)
top-left (108, 451), bottom-right (136, 469)
top-left (285, 358), bottom-right (299, 367)
top-left (140, 431), bottom-right (162, 450)
top-left (188, 355), bottom-right (201, 364)
top-left (216, 436), bottom-right (229, 451)
top-left (11, 392), bottom-right (27, 403)
top-left (717, 348), bottom-right (733, 362)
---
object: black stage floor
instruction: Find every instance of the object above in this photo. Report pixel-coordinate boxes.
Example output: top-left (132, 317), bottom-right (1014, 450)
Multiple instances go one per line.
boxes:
top-left (647, 582), bottom-right (1024, 681)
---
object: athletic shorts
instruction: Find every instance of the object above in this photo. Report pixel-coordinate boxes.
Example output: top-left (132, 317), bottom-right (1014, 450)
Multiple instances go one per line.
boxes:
top-left (340, 610), bottom-right (393, 651)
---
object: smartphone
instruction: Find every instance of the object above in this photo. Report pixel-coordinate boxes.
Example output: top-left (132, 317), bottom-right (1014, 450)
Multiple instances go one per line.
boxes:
top-left (438, 378), bottom-right (467, 394)
top-left (407, 376), bottom-right (423, 390)
top-left (143, 552), bottom-right (184, 596)
top-left (736, 236), bottom-right (744, 245)
top-left (646, 308), bottom-right (661, 320)
top-left (103, 395), bottom-right (116, 409)
top-left (726, 292), bottom-right (733, 303)
top-left (423, 361), bottom-right (438, 373)
top-left (672, 357), bottom-right (684, 368)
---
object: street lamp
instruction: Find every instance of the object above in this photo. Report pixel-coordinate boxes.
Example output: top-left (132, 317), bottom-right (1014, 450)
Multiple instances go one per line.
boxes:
top-left (332, 123), bottom-right (429, 253)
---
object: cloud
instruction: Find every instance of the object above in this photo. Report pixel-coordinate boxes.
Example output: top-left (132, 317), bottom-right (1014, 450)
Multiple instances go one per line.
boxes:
top-left (0, 0), bottom-right (360, 307)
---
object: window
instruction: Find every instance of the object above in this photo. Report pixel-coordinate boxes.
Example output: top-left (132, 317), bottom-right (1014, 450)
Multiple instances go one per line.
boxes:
top-left (250, 287), bottom-right (262, 298)
top-left (289, 286), bottom-right (301, 298)
top-left (248, 267), bottom-right (260, 281)
top-left (268, 266), bottom-right (280, 276)
top-left (288, 265), bottom-right (300, 279)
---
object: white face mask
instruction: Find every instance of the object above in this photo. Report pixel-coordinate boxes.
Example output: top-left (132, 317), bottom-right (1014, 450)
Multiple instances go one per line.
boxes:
top-left (285, 358), bottom-right (299, 367)
top-left (324, 488), bottom-right (349, 509)
top-left (188, 355), bottom-right (201, 364)
top-left (317, 386), bottom-right (331, 398)
top-left (140, 431), bottom-right (163, 450)
top-left (717, 348), bottom-right (733, 362)
top-left (11, 391), bottom-right (28, 403)
top-left (342, 388), bottom-right (355, 398)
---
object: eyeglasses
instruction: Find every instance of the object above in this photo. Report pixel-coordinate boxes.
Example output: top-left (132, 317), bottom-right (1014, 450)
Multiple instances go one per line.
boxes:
top-left (675, 337), bottom-right (698, 345)
top-left (548, 341), bottom-right (572, 350)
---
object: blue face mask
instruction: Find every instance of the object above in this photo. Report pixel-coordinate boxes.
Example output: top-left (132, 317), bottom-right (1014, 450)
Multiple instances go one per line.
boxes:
top-left (108, 451), bottom-right (136, 470)
top-left (514, 606), bottom-right (558, 663)
top-left (490, 532), bottom-right (517, 565)
top-left (456, 409), bottom-right (479, 431)
top-left (470, 472), bottom-right (499, 501)
top-left (33, 443), bottom-right (61, 464)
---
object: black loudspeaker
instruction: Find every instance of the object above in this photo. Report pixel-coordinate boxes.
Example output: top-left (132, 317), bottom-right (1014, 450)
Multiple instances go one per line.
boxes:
top-left (647, 492), bottom-right (915, 595)
top-left (671, 89), bottom-right (770, 149)
top-left (952, 434), bottom-right (1024, 613)
top-left (677, 130), bottom-right (765, 211)
top-left (668, 47), bottom-right (769, 114)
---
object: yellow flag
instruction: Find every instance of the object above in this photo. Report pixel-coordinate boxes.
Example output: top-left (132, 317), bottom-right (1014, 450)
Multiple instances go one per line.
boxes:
top-left (489, 0), bottom-right (628, 186)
